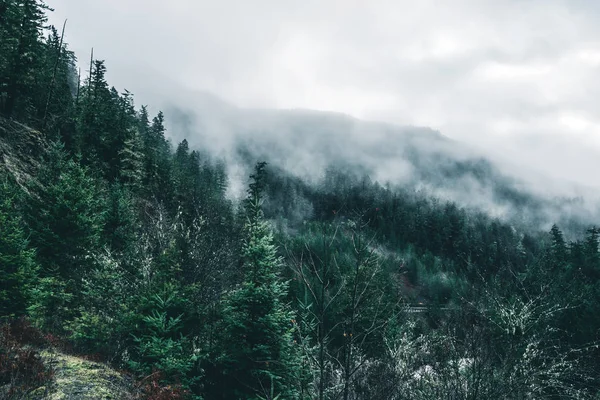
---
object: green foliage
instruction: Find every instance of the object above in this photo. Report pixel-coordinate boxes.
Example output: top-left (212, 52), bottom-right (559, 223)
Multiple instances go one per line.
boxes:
top-left (0, 175), bottom-right (38, 318)
top-left (27, 276), bottom-right (73, 332)
top-left (23, 142), bottom-right (105, 331)
top-left (25, 142), bottom-right (105, 281)
top-left (0, 0), bottom-right (51, 121)
top-left (140, 110), bottom-right (174, 202)
top-left (118, 127), bottom-right (145, 189)
top-left (129, 283), bottom-right (199, 387)
top-left (67, 249), bottom-right (137, 356)
top-left (102, 183), bottom-right (139, 256)
top-left (67, 309), bottom-right (114, 352)
top-left (216, 162), bottom-right (302, 400)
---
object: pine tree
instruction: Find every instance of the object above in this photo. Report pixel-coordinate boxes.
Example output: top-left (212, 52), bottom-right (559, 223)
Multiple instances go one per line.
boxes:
top-left (129, 282), bottom-right (198, 385)
top-left (107, 88), bottom-right (138, 181)
top-left (118, 127), bottom-right (144, 190)
top-left (25, 142), bottom-right (106, 330)
top-left (0, 174), bottom-right (38, 317)
top-left (103, 183), bottom-right (139, 256)
top-left (549, 224), bottom-right (567, 269)
top-left (173, 139), bottom-right (191, 210)
top-left (0, 0), bottom-right (50, 121)
top-left (76, 59), bottom-right (110, 168)
top-left (40, 24), bottom-right (78, 141)
top-left (141, 111), bottom-right (173, 203)
top-left (76, 60), bottom-right (138, 182)
top-left (218, 162), bottom-right (302, 399)
top-left (26, 141), bottom-right (105, 277)
top-left (583, 227), bottom-right (600, 278)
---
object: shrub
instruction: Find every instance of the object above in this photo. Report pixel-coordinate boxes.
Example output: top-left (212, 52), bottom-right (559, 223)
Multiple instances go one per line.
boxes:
top-left (136, 371), bottom-right (194, 400)
top-left (0, 318), bottom-right (54, 398)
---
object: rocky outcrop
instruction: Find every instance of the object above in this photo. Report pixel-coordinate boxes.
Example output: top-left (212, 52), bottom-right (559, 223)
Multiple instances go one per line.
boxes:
top-left (0, 117), bottom-right (47, 186)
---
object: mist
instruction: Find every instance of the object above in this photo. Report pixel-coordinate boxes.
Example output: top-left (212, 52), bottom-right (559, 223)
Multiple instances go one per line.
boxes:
top-left (45, 0), bottom-right (600, 231)
top-left (150, 88), bottom-right (598, 235)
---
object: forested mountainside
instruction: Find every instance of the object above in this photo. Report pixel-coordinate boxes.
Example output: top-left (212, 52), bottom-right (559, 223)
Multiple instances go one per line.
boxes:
top-left (1, 1), bottom-right (600, 399)
top-left (167, 100), bottom-right (600, 237)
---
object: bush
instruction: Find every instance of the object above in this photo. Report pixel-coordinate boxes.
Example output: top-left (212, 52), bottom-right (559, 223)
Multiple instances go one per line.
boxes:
top-left (0, 319), bottom-right (54, 398)
top-left (27, 276), bottom-right (74, 333)
top-left (136, 371), bottom-right (194, 400)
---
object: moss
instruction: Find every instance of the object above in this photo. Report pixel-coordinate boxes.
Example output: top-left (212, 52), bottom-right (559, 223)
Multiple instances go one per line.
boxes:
top-left (38, 350), bottom-right (135, 400)
top-left (26, 386), bottom-right (51, 399)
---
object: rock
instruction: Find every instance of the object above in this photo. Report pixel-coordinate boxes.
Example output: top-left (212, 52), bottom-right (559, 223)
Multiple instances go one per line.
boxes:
top-left (38, 350), bottom-right (136, 399)
top-left (0, 117), bottom-right (47, 180)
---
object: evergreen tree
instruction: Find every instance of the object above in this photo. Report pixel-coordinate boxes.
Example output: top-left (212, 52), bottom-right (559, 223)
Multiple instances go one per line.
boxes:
top-left (140, 110), bottom-right (173, 203)
top-left (549, 224), bottom-right (567, 268)
top-left (129, 282), bottom-right (198, 387)
top-left (0, 0), bottom-right (50, 121)
top-left (103, 183), bottom-right (139, 256)
top-left (40, 24), bottom-right (78, 140)
top-left (76, 59), bottom-right (110, 168)
top-left (583, 227), bottom-right (600, 278)
top-left (118, 127), bottom-right (144, 190)
top-left (218, 162), bottom-right (302, 399)
top-left (24, 142), bottom-right (106, 329)
top-left (106, 88), bottom-right (138, 181)
top-left (0, 174), bottom-right (38, 317)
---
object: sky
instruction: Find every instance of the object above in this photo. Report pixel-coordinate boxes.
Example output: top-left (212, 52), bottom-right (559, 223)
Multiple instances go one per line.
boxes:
top-left (46, 0), bottom-right (600, 189)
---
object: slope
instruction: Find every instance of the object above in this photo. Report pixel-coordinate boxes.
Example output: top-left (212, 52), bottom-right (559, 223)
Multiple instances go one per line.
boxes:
top-left (165, 98), bottom-right (600, 234)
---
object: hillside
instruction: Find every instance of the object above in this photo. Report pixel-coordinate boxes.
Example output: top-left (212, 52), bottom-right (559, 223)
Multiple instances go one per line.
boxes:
top-left (0, 118), bottom-right (47, 185)
top-left (1, 1), bottom-right (599, 399)
top-left (168, 102), bottom-right (600, 235)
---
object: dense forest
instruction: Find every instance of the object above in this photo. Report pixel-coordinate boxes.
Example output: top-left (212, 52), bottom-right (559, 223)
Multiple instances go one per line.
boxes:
top-left (1, 1), bottom-right (599, 399)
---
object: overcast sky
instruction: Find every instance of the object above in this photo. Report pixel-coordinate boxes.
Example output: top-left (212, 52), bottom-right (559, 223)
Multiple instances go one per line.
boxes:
top-left (46, 0), bottom-right (600, 188)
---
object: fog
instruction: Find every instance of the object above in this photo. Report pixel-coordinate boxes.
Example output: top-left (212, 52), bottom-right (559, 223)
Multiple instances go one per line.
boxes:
top-left (152, 88), bottom-right (599, 234)
top-left (45, 0), bottom-right (600, 229)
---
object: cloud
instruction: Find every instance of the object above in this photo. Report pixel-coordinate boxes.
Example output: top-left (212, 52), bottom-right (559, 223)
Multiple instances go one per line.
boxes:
top-left (46, 0), bottom-right (600, 190)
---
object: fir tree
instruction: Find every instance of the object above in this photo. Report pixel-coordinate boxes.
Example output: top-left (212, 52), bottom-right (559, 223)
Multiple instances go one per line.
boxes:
top-left (24, 142), bottom-right (106, 330)
top-left (0, 0), bottom-right (50, 120)
top-left (549, 224), bottom-right (567, 268)
top-left (0, 174), bottom-right (38, 317)
top-left (218, 162), bottom-right (302, 400)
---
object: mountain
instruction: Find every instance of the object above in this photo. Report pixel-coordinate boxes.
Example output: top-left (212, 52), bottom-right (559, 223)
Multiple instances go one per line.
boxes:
top-left (164, 95), bottom-right (600, 234)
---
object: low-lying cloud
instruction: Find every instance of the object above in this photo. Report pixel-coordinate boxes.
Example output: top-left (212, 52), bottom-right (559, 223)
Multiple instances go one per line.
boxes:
top-left (45, 0), bottom-right (600, 229)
